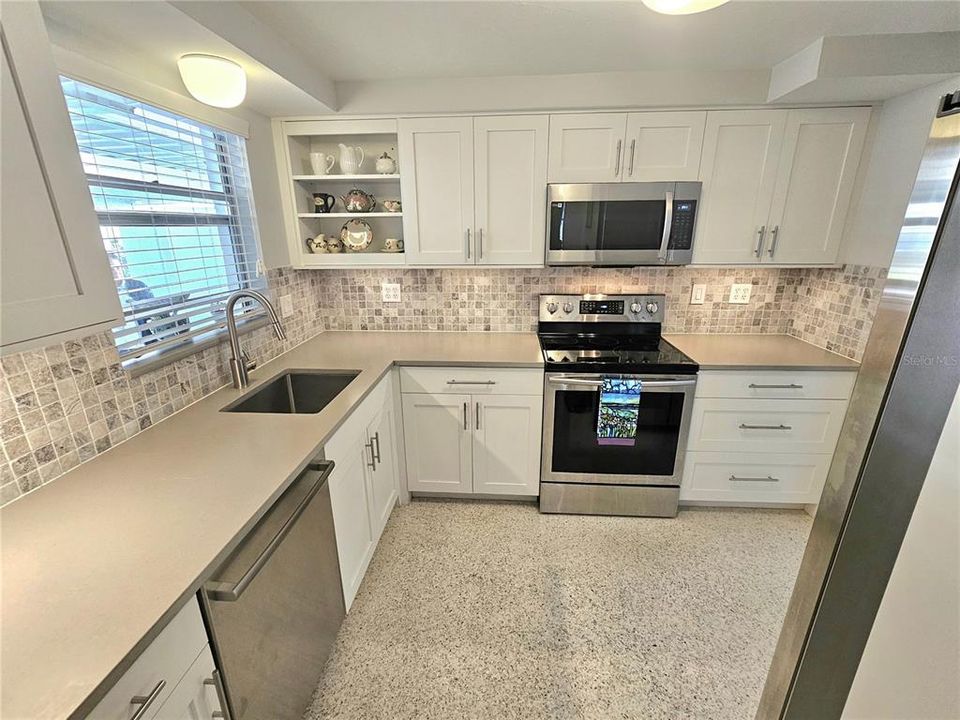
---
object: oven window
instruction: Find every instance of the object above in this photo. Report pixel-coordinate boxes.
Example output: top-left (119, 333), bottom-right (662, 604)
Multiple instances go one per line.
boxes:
top-left (550, 388), bottom-right (683, 476)
top-left (549, 201), bottom-right (666, 252)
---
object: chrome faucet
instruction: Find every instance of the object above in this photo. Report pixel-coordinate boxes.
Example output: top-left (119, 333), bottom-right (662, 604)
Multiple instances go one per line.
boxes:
top-left (225, 289), bottom-right (286, 389)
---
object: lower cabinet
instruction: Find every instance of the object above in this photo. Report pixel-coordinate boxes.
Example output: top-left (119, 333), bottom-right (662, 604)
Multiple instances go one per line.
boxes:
top-left (400, 367), bottom-right (543, 497)
top-left (324, 372), bottom-right (400, 610)
top-left (151, 646), bottom-right (223, 719)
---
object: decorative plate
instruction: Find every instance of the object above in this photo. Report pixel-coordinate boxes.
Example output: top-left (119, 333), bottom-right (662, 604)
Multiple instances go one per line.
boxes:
top-left (340, 219), bottom-right (374, 251)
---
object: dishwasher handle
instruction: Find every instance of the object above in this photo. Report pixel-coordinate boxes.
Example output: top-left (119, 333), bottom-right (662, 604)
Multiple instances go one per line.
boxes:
top-left (207, 460), bottom-right (334, 602)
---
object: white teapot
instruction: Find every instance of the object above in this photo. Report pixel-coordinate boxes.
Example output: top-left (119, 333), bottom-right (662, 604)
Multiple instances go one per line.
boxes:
top-left (338, 144), bottom-right (364, 174)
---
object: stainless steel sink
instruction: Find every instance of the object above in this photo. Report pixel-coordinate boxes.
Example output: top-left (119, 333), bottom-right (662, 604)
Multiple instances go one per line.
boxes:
top-left (221, 370), bottom-right (360, 414)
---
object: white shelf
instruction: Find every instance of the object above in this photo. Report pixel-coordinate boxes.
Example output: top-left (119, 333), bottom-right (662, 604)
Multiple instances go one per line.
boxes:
top-left (298, 212), bottom-right (403, 218)
top-left (301, 251), bottom-right (406, 267)
top-left (292, 174), bottom-right (400, 182)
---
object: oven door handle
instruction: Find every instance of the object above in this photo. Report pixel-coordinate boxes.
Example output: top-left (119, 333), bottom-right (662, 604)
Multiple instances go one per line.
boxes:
top-left (547, 377), bottom-right (697, 388)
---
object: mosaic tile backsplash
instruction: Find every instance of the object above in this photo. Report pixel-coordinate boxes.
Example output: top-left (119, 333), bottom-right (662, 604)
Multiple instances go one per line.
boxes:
top-left (0, 263), bottom-right (884, 506)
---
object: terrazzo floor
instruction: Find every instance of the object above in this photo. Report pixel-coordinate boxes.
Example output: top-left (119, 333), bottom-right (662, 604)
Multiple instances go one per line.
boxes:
top-left (304, 500), bottom-right (812, 720)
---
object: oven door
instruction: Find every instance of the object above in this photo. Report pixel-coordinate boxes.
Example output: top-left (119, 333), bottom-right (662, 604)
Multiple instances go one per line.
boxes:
top-left (541, 373), bottom-right (696, 486)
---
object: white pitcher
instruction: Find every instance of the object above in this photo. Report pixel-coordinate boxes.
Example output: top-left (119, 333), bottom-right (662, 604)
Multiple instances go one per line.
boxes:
top-left (338, 143), bottom-right (364, 174)
top-left (309, 151), bottom-right (335, 176)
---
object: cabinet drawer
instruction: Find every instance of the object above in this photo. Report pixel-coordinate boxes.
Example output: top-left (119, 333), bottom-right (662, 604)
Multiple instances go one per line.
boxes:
top-left (680, 451), bottom-right (831, 504)
top-left (88, 599), bottom-right (207, 719)
top-left (688, 398), bottom-right (848, 454)
top-left (696, 370), bottom-right (856, 400)
top-left (399, 366), bottom-right (542, 396)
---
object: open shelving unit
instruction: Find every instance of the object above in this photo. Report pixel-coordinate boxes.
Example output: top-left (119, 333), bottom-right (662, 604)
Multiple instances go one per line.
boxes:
top-left (276, 118), bottom-right (405, 268)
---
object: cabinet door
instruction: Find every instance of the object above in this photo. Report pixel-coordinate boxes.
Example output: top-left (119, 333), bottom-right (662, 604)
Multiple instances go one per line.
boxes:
top-left (402, 393), bottom-right (472, 493)
top-left (624, 111), bottom-right (706, 181)
top-left (765, 108), bottom-right (870, 265)
top-left (0, 2), bottom-right (121, 353)
top-left (547, 113), bottom-right (627, 183)
top-left (474, 115), bottom-right (548, 266)
top-left (327, 439), bottom-right (374, 610)
top-left (473, 395), bottom-right (543, 496)
top-left (399, 117), bottom-right (475, 265)
top-left (694, 110), bottom-right (787, 264)
top-left (364, 403), bottom-right (398, 542)
top-left (152, 646), bottom-right (224, 720)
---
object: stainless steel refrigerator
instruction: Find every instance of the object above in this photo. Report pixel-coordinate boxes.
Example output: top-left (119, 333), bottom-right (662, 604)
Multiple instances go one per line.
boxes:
top-left (757, 90), bottom-right (960, 719)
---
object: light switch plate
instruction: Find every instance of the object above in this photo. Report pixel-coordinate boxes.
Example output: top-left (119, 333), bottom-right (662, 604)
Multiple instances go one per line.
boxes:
top-left (382, 283), bottom-right (401, 303)
top-left (279, 294), bottom-right (294, 317)
top-left (728, 283), bottom-right (752, 304)
top-left (690, 284), bottom-right (706, 305)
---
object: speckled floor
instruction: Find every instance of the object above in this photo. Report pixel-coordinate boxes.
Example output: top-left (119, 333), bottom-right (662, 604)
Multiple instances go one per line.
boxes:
top-left (304, 500), bottom-right (811, 720)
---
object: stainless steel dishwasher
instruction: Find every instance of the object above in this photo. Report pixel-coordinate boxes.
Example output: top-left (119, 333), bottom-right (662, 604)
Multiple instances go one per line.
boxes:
top-left (202, 458), bottom-right (343, 720)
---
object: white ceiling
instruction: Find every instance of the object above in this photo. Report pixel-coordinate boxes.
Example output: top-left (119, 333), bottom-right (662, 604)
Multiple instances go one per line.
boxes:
top-left (240, 0), bottom-right (960, 81)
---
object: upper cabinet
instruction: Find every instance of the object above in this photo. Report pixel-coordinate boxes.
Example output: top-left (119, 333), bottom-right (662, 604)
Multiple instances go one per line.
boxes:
top-left (400, 115), bottom-right (548, 266)
top-left (0, 1), bottom-right (121, 354)
top-left (694, 107), bottom-right (869, 266)
top-left (547, 111), bottom-right (706, 183)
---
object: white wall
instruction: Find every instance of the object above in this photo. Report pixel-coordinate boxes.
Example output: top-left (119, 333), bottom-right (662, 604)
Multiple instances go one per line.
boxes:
top-left (842, 386), bottom-right (960, 719)
top-left (841, 75), bottom-right (960, 267)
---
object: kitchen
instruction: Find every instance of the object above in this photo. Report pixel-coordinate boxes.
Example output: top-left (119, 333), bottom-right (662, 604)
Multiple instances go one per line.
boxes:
top-left (1, 2), bottom-right (958, 719)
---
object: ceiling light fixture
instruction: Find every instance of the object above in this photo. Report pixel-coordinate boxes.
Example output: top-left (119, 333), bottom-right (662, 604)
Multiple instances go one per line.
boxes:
top-left (641, 0), bottom-right (730, 15)
top-left (177, 54), bottom-right (246, 108)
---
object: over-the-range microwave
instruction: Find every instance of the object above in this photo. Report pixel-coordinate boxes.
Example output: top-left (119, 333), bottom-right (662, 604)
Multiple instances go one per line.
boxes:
top-left (546, 182), bottom-right (701, 267)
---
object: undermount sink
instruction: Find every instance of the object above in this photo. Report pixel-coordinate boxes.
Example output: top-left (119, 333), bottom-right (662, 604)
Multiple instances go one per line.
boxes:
top-left (222, 370), bottom-right (360, 414)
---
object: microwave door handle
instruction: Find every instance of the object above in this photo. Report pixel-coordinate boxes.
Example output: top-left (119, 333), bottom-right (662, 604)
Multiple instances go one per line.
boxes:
top-left (658, 190), bottom-right (674, 262)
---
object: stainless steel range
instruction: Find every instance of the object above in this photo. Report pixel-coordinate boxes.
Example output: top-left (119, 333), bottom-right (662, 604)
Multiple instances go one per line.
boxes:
top-left (537, 294), bottom-right (699, 518)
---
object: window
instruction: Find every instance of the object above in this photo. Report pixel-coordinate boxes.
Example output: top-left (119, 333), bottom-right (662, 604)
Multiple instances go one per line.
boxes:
top-left (60, 77), bottom-right (266, 369)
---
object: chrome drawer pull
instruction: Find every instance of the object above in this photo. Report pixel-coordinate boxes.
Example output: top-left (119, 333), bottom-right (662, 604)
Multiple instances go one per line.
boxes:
top-left (446, 380), bottom-right (496, 385)
top-left (739, 423), bottom-right (792, 430)
top-left (729, 475), bottom-right (780, 483)
top-left (748, 383), bottom-right (804, 389)
top-left (463, 402), bottom-right (468, 430)
top-left (131, 680), bottom-right (166, 720)
top-left (372, 432), bottom-right (381, 464)
top-left (365, 438), bottom-right (376, 470)
top-left (204, 670), bottom-right (233, 720)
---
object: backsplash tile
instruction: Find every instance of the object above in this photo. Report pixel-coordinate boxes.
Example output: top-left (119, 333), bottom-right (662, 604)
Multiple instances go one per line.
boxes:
top-left (0, 262), bottom-right (885, 507)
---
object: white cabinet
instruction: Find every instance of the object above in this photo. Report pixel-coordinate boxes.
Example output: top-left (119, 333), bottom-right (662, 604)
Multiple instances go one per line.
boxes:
top-left (152, 646), bottom-right (225, 720)
top-left (401, 367), bottom-right (543, 497)
top-left (695, 107), bottom-right (869, 266)
top-left (623, 111), bottom-right (706, 181)
top-left (399, 117), bottom-right (475, 264)
top-left (324, 373), bottom-right (399, 609)
top-left (401, 115), bottom-right (548, 266)
top-left (474, 115), bottom-right (548, 265)
top-left (547, 113), bottom-right (628, 183)
top-left (87, 599), bottom-right (212, 719)
top-left (695, 110), bottom-right (787, 264)
top-left (0, 1), bottom-right (121, 353)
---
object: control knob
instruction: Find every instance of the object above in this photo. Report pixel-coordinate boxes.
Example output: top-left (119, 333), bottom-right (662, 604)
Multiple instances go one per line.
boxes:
top-left (563, 302), bottom-right (574, 314)
top-left (546, 301), bottom-right (559, 314)
top-left (646, 301), bottom-right (659, 314)
top-left (629, 302), bottom-right (642, 314)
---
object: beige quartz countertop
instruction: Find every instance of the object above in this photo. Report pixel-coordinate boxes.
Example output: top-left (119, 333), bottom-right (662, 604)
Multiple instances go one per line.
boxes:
top-left (664, 334), bottom-right (861, 371)
top-left (1, 331), bottom-right (542, 720)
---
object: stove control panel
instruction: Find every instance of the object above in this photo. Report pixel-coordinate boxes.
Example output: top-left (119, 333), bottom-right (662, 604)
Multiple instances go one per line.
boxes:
top-left (539, 294), bottom-right (665, 323)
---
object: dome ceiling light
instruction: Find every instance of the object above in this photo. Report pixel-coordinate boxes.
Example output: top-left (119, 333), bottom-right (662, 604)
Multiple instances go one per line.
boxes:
top-left (641, 0), bottom-right (730, 15)
top-left (177, 54), bottom-right (247, 109)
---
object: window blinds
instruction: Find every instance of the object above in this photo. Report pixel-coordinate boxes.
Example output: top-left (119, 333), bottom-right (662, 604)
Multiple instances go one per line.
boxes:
top-left (60, 77), bottom-right (266, 365)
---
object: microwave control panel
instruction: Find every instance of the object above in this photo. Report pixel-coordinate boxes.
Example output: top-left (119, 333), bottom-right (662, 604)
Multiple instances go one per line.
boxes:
top-left (668, 200), bottom-right (697, 250)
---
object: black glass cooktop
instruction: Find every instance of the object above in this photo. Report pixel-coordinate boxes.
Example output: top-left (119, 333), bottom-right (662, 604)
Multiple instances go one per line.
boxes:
top-left (539, 336), bottom-right (699, 375)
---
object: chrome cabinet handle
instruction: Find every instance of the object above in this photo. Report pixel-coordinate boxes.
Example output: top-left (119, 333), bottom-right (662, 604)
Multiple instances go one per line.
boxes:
top-left (768, 225), bottom-right (780, 257)
top-left (206, 461), bottom-right (333, 602)
top-left (478, 228), bottom-right (483, 259)
top-left (547, 377), bottom-right (603, 387)
top-left (754, 225), bottom-right (766, 257)
top-left (739, 423), bottom-right (793, 430)
top-left (446, 380), bottom-right (496, 385)
top-left (658, 190), bottom-right (674, 262)
top-left (131, 680), bottom-right (166, 720)
top-left (465, 228), bottom-right (471, 259)
top-left (614, 139), bottom-right (622, 176)
top-left (204, 670), bottom-right (233, 720)
top-left (463, 402), bottom-right (468, 430)
top-left (628, 138), bottom-right (636, 176)
top-left (365, 438), bottom-right (376, 470)
top-left (372, 432), bottom-right (381, 464)
top-left (475, 401), bottom-right (481, 430)
top-left (729, 475), bottom-right (780, 483)
top-left (748, 383), bottom-right (804, 389)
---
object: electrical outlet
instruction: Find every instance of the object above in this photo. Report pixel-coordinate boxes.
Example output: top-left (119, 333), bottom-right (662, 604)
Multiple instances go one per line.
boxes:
top-left (690, 284), bottom-right (706, 305)
top-left (381, 283), bottom-right (401, 303)
top-left (279, 294), bottom-right (294, 318)
top-left (728, 283), bottom-right (752, 304)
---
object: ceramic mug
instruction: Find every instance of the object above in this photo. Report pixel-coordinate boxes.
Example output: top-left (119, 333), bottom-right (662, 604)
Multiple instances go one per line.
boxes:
top-left (309, 152), bottom-right (335, 176)
top-left (312, 193), bottom-right (336, 213)
top-left (383, 237), bottom-right (404, 252)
